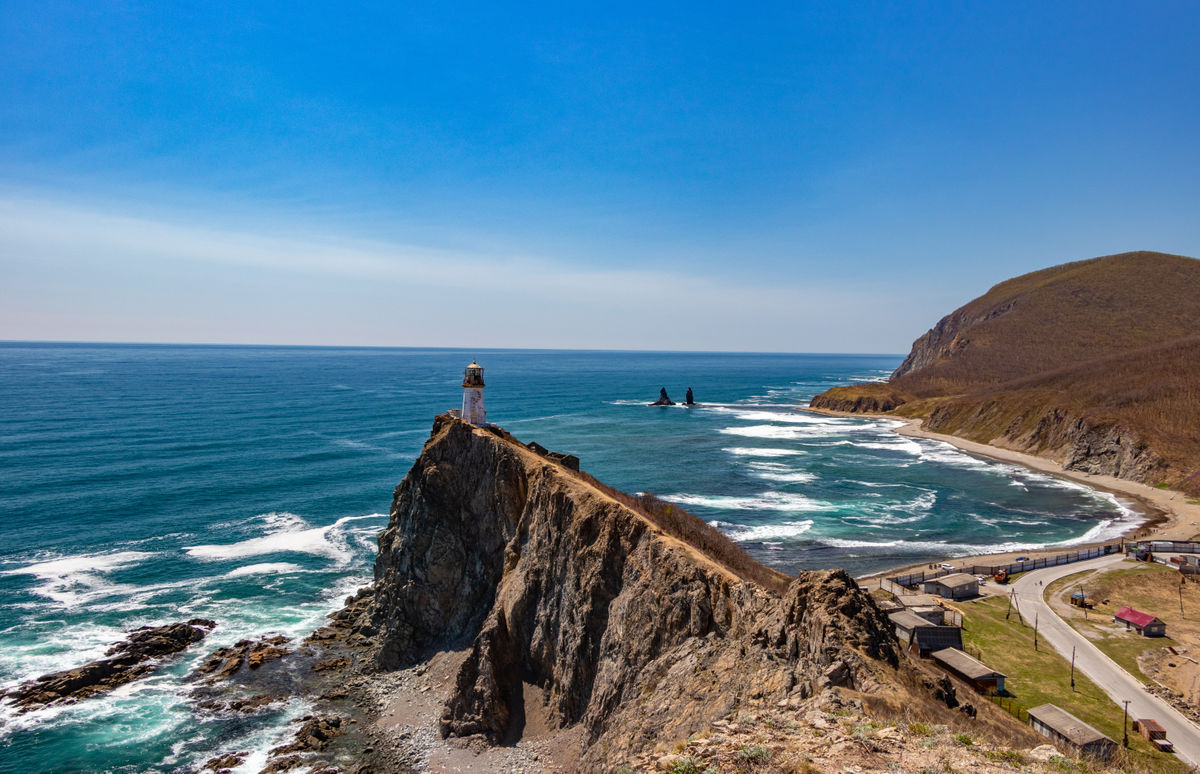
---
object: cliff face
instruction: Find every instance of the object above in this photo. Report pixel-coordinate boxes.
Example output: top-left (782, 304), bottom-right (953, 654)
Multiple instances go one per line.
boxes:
top-left (354, 415), bottom-right (898, 767)
top-left (810, 251), bottom-right (1200, 494)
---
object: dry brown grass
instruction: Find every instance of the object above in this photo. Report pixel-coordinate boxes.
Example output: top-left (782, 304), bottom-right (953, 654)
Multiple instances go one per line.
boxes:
top-left (893, 251), bottom-right (1200, 395)
top-left (812, 251), bottom-right (1200, 494)
top-left (574, 470), bottom-right (793, 594)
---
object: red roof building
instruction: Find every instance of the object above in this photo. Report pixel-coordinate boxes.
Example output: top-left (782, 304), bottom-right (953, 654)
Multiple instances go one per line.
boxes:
top-left (1113, 606), bottom-right (1167, 637)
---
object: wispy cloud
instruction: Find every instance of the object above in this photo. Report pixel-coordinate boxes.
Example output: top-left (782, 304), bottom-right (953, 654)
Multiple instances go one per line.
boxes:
top-left (0, 194), bottom-right (907, 351)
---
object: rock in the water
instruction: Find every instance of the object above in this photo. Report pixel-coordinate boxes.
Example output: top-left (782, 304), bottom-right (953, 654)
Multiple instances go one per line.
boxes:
top-left (1, 619), bottom-right (216, 710)
top-left (193, 635), bottom-right (291, 681)
top-left (685, 387), bottom-right (694, 405)
top-left (649, 387), bottom-right (675, 406)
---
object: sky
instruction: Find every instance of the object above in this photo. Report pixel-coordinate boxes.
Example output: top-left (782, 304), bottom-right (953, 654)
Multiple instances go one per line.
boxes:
top-left (1, 1), bottom-right (1198, 352)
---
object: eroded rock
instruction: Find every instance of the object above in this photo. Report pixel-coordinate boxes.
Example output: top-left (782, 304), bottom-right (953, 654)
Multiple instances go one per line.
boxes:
top-left (193, 635), bottom-right (291, 681)
top-left (0, 619), bottom-right (215, 711)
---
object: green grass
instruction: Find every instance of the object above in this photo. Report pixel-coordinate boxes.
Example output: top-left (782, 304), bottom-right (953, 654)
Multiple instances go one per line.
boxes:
top-left (1046, 564), bottom-right (1188, 685)
top-left (952, 595), bottom-right (1187, 773)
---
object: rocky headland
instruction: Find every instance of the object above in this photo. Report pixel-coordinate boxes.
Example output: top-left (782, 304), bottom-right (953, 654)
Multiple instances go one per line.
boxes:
top-left (169, 413), bottom-right (1153, 773)
top-left (811, 251), bottom-right (1200, 497)
top-left (6, 413), bottom-right (1174, 771)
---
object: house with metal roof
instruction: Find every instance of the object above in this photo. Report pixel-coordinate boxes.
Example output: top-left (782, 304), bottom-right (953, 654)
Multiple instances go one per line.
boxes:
top-left (930, 647), bottom-right (1006, 694)
top-left (1028, 704), bottom-right (1117, 761)
top-left (1134, 718), bottom-right (1167, 741)
top-left (887, 610), bottom-right (962, 657)
top-left (1113, 605), bottom-right (1167, 637)
top-left (897, 593), bottom-right (942, 608)
top-left (922, 572), bottom-right (980, 599)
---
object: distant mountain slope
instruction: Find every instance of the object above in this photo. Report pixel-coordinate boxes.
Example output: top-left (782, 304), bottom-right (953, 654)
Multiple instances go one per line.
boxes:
top-left (811, 251), bottom-right (1200, 495)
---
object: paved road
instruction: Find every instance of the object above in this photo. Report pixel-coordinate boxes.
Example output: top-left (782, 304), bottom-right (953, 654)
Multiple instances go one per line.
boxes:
top-left (991, 555), bottom-right (1200, 767)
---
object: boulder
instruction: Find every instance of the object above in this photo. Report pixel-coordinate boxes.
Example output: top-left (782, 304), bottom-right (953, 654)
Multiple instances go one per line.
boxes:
top-left (0, 619), bottom-right (216, 710)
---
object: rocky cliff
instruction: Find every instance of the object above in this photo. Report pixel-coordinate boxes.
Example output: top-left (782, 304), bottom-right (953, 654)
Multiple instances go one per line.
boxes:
top-left (810, 251), bottom-right (1200, 495)
top-left (350, 415), bottom-right (900, 768)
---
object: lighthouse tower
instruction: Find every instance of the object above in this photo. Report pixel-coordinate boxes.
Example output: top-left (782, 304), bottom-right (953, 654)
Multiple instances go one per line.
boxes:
top-left (461, 361), bottom-right (486, 424)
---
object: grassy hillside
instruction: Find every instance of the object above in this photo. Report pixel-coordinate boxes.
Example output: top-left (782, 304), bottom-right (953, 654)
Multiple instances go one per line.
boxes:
top-left (892, 251), bottom-right (1200, 395)
top-left (811, 251), bottom-right (1200, 494)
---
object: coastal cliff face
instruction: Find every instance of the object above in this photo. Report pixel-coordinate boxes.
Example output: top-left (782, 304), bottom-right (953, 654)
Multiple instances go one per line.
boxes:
top-left (810, 251), bottom-right (1200, 495)
top-left (354, 415), bottom-right (899, 767)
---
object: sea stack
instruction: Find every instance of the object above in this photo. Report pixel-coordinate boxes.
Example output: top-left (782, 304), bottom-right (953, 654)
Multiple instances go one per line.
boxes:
top-left (685, 387), bottom-right (695, 405)
top-left (650, 387), bottom-right (675, 406)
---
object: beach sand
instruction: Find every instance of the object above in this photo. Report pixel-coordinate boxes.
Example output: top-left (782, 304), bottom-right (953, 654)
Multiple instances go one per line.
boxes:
top-left (802, 407), bottom-right (1200, 581)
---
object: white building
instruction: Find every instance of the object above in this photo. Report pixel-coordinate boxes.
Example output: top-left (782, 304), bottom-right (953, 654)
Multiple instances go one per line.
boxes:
top-left (461, 361), bottom-right (486, 424)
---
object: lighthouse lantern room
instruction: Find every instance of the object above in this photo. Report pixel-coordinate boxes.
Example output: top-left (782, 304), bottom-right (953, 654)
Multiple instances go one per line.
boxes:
top-left (461, 361), bottom-right (486, 424)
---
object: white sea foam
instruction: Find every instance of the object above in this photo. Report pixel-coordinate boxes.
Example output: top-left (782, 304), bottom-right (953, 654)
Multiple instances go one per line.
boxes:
top-left (0, 550), bottom-right (154, 608)
top-left (713, 520), bottom-right (815, 541)
top-left (225, 562), bottom-right (305, 578)
top-left (853, 438), bottom-right (924, 455)
top-left (918, 445), bottom-right (990, 468)
top-left (664, 492), bottom-right (833, 512)
top-left (744, 461), bottom-right (817, 483)
top-left (184, 513), bottom-right (383, 565)
top-left (720, 425), bottom-right (797, 440)
top-left (722, 447), bottom-right (807, 457)
top-left (728, 410), bottom-right (845, 425)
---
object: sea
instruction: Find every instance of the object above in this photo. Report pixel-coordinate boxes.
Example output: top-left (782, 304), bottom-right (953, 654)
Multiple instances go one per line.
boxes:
top-left (0, 342), bottom-right (1142, 772)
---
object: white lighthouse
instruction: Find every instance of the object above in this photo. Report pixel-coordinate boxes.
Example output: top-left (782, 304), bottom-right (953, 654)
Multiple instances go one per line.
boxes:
top-left (461, 361), bottom-right (486, 424)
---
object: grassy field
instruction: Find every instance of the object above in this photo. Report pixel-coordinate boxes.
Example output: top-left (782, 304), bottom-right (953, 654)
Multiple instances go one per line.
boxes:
top-left (948, 594), bottom-right (1188, 773)
top-left (1047, 562), bottom-right (1200, 704)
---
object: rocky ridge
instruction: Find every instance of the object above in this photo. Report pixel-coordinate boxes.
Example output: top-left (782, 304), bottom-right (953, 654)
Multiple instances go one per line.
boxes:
top-left (174, 414), bottom-right (1157, 772)
top-left (335, 415), bottom-right (901, 769)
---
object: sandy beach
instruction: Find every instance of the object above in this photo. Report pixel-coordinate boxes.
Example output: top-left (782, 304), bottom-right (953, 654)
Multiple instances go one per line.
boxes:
top-left (803, 407), bottom-right (1200, 581)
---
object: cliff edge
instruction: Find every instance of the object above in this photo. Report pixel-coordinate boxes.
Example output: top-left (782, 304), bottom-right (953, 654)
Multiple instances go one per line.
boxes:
top-left (349, 414), bottom-right (899, 767)
top-left (811, 251), bottom-right (1200, 495)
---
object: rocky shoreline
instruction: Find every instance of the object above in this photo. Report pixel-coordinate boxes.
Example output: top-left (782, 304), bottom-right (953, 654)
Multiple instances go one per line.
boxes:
top-left (6, 414), bottom-right (1166, 773)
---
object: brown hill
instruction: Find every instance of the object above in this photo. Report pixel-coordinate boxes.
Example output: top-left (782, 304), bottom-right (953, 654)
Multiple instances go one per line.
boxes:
top-left (811, 251), bottom-right (1200, 494)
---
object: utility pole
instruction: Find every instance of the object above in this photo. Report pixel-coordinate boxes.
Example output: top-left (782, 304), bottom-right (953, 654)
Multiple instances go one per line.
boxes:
top-left (1005, 589), bottom-right (1014, 621)
top-left (1181, 575), bottom-right (1186, 619)
top-left (1070, 646), bottom-right (1076, 691)
top-left (1122, 700), bottom-right (1130, 748)
top-left (1034, 612), bottom-right (1039, 651)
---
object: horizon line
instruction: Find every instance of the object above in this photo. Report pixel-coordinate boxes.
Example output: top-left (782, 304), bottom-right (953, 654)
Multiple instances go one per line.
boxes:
top-left (0, 339), bottom-right (907, 358)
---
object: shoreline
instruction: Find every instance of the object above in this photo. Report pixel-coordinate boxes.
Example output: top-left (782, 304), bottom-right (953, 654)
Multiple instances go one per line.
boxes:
top-left (801, 407), bottom-right (1200, 582)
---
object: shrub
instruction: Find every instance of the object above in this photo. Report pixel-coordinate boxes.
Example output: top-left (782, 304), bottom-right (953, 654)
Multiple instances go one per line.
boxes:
top-left (983, 748), bottom-right (1026, 765)
top-left (669, 757), bottom-right (702, 774)
top-left (737, 744), bottom-right (771, 763)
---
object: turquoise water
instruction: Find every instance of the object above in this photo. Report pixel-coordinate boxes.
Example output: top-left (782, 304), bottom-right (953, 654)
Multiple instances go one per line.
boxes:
top-left (0, 343), bottom-right (1140, 772)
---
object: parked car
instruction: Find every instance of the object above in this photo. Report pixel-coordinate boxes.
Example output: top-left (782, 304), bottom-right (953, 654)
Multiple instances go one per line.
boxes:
top-left (938, 563), bottom-right (955, 570)
top-left (1016, 556), bottom-right (1029, 562)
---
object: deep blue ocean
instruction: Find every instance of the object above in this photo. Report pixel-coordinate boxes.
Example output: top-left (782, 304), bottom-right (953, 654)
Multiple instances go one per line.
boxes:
top-left (0, 343), bottom-right (1140, 772)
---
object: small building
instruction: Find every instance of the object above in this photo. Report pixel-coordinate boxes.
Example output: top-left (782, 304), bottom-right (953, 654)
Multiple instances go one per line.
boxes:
top-left (461, 361), bottom-right (486, 425)
top-left (909, 605), bottom-right (947, 625)
top-left (930, 647), bottom-right (1006, 695)
top-left (1113, 606), bottom-right (1167, 637)
top-left (1028, 704), bottom-right (1117, 761)
top-left (922, 572), bottom-right (980, 600)
top-left (1134, 718), bottom-right (1167, 741)
top-left (898, 593), bottom-right (942, 608)
top-left (888, 610), bottom-right (962, 657)
top-left (876, 598), bottom-right (904, 614)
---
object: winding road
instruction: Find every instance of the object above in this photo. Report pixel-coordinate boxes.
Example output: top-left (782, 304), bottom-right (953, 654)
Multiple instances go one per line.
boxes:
top-left (991, 555), bottom-right (1200, 767)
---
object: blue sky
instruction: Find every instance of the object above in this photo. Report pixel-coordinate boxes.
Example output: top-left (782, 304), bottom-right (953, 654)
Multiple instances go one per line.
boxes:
top-left (2, 1), bottom-right (1198, 351)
